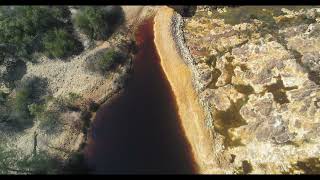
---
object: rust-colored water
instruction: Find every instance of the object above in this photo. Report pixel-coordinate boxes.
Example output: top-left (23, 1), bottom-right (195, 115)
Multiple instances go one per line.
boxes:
top-left (84, 19), bottom-right (196, 174)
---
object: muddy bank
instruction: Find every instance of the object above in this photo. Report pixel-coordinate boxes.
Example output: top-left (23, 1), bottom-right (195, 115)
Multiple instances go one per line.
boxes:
top-left (154, 7), bottom-right (219, 173)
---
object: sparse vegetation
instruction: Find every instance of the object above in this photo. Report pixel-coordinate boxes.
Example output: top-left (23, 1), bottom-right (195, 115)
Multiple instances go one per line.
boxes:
top-left (212, 6), bottom-right (283, 26)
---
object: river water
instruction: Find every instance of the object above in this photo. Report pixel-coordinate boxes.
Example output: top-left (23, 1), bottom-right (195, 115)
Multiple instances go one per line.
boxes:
top-left (84, 19), bottom-right (196, 174)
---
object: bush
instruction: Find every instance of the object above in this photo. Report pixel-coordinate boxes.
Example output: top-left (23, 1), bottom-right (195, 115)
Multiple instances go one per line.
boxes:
top-left (62, 152), bottom-right (90, 174)
top-left (67, 92), bottom-right (82, 103)
top-left (50, 6), bottom-right (72, 22)
top-left (50, 93), bottom-right (82, 113)
top-left (86, 49), bottom-right (125, 75)
top-left (0, 144), bottom-right (61, 174)
top-left (0, 144), bottom-right (18, 174)
top-left (26, 92), bottom-right (83, 134)
top-left (74, 6), bottom-right (124, 40)
top-left (15, 76), bottom-right (48, 104)
top-left (6, 87), bottom-right (35, 130)
top-left (0, 92), bottom-right (10, 124)
top-left (39, 111), bottom-right (60, 134)
top-left (1, 59), bottom-right (27, 89)
top-left (0, 90), bottom-right (8, 104)
top-left (0, 6), bottom-right (81, 62)
top-left (16, 151), bottom-right (61, 174)
top-left (28, 103), bottom-right (61, 134)
top-left (6, 76), bottom-right (48, 130)
top-left (0, 7), bottom-right (63, 59)
top-left (43, 28), bottom-right (82, 59)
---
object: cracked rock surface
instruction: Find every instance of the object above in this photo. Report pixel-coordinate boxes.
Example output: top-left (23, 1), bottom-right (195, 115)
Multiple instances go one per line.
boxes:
top-left (182, 6), bottom-right (320, 174)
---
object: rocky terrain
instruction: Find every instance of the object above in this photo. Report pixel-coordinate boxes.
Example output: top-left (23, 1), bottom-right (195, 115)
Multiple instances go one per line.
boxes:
top-left (2, 5), bottom-right (320, 174)
top-left (177, 6), bottom-right (320, 174)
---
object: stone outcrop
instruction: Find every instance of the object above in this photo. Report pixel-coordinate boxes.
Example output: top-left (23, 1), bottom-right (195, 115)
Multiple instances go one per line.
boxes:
top-left (175, 6), bottom-right (320, 174)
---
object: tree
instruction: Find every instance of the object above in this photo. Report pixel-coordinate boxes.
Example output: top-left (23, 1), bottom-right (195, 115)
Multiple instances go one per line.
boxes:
top-left (6, 76), bottom-right (48, 130)
top-left (0, 6), bottom-right (59, 59)
top-left (74, 6), bottom-right (124, 40)
top-left (0, 6), bottom-right (81, 62)
top-left (43, 28), bottom-right (82, 59)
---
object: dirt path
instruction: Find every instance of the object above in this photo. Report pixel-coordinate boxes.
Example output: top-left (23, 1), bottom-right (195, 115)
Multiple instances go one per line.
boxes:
top-left (154, 7), bottom-right (218, 174)
top-left (121, 6), bottom-right (160, 28)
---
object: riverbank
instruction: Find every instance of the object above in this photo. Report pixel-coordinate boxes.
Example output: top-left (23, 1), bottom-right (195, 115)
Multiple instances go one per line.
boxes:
top-left (84, 19), bottom-right (196, 174)
top-left (0, 6), bottom-right (167, 174)
top-left (154, 7), bottom-right (220, 173)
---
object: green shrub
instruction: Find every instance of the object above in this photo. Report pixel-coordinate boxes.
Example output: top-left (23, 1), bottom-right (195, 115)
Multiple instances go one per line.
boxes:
top-left (39, 111), bottom-right (60, 134)
top-left (0, 90), bottom-right (8, 104)
top-left (29, 103), bottom-right (60, 134)
top-left (67, 92), bottom-right (82, 103)
top-left (86, 49), bottom-right (125, 75)
top-left (1, 59), bottom-right (27, 89)
top-left (0, 6), bottom-right (63, 59)
top-left (62, 152), bottom-right (90, 174)
top-left (0, 6), bottom-right (81, 62)
top-left (74, 6), bottom-right (124, 40)
top-left (0, 144), bottom-right (19, 174)
top-left (50, 6), bottom-right (72, 22)
top-left (14, 89), bottom-right (31, 114)
top-left (26, 92), bottom-right (83, 134)
top-left (50, 93), bottom-right (82, 113)
top-left (16, 151), bottom-right (61, 174)
top-left (6, 76), bottom-right (48, 130)
top-left (0, 94), bottom-right (10, 123)
top-left (88, 101), bottom-right (99, 112)
top-left (15, 76), bottom-right (48, 103)
top-left (28, 103), bottom-right (45, 117)
top-left (43, 28), bottom-right (82, 59)
top-left (0, 144), bottom-right (61, 174)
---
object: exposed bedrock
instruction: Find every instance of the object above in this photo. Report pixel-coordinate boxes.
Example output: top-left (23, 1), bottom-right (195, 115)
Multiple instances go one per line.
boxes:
top-left (175, 6), bottom-right (320, 174)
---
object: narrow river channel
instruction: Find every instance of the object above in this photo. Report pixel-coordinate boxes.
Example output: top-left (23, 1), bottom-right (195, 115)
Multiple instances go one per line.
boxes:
top-left (84, 19), bottom-right (196, 174)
